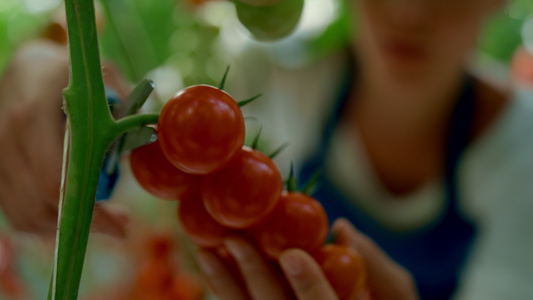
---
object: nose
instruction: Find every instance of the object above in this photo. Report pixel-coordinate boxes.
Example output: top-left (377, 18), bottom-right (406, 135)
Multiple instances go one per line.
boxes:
top-left (385, 0), bottom-right (431, 30)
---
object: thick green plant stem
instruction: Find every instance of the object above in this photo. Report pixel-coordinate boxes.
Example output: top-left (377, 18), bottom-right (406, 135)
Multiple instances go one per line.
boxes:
top-left (49, 0), bottom-right (158, 299)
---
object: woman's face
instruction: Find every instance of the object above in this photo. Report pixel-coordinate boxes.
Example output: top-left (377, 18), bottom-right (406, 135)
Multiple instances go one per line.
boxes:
top-left (353, 0), bottom-right (503, 83)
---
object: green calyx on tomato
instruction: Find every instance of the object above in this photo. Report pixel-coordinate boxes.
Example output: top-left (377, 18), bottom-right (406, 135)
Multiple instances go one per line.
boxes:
top-left (234, 0), bottom-right (305, 42)
top-left (251, 125), bottom-right (263, 150)
top-left (217, 66), bottom-right (262, 107)
top-left (268, 142), bottom-right (289, 159)
top-left (285, 163), bottom-right (322, 195)
top-left (219, 66), bottom-right (231, 90)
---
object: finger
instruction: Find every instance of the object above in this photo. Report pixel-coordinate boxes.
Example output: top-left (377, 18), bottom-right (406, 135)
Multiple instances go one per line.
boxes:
top-left (91, 205), bottom-right (128, 239)
top-left (3, 119), bottom-right (53, 234)
top-left (224, 238), bottom-right (291, 300)
top-left (279, 249), bottom-right (338, 300)
top-left (197, 249), bottom-right (250, 300)
top-left (10, 110), bottom-right (61, 236)
top-left (210, 246), bottom-right (248, 292)
top-left (25, 103), bottom-right (64, 205)
top-left (332, 218), bottom-right (418, 300)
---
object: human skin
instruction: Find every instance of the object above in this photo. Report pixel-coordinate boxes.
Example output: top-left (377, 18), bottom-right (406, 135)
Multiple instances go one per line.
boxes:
top-left (198, 219), bottom-right (418, 300)
top-left (0, 40), bottom-right (130, 237)
top-left (348, 0), bottom-right (506, 195)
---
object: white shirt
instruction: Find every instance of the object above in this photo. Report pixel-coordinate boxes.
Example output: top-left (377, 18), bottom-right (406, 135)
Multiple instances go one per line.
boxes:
top-left (325, 85), bottom-right (533, 299)
top-left (233, 49), bottom-right (533, 299)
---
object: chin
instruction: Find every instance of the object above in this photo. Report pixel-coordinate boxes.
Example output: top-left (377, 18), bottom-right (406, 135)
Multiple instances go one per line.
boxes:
top-left (383, 62), bottom-right (432, 84)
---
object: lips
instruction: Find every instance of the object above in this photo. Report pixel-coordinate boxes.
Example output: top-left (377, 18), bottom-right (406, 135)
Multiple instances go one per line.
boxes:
top-left (382, 39), bottom-right (428, 63)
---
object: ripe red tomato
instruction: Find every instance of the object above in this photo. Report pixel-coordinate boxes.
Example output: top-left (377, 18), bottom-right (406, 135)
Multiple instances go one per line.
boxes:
top-left (134, 259), bottom-right (174, 293)
top-left (178, 193), bottom-right (233, 247)
top-left (144, 234), bottom-right (174, 260)
top-left (158, 85), bottom-right (245, 175)
top-left (314, 244), bottom-right (367, 300)
top-left (42, 22), bottom-right (68, 44)
top-left (253, 192), bottom-right (329, 259)
top-left (0, 274), bottom-right (24, 299)
top-left (202, 147), bottom-right (283, 229)
top-left (169, 273), bottom-right (205, 300)
top-left (129, 141), bottom-right (200, 200)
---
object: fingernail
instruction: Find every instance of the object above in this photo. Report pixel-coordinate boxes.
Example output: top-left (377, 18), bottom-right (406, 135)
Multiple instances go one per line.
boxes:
top-left (332, 218), bottom-right (349, 232)
top-left (280, 251), bottom-right (303, 276)
top-left (224, 239), bottom-right (249, 261)
top-left (197, 251), bottom-right (218, 276)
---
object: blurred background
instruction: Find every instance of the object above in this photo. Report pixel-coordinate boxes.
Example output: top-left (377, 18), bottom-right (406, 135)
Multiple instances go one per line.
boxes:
top-left (0, 0), bottom-right (531, 299)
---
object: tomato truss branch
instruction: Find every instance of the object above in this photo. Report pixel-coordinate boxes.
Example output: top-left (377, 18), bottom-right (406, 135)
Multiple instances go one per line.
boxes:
top-left (49, 0), bottom-right (158, 299)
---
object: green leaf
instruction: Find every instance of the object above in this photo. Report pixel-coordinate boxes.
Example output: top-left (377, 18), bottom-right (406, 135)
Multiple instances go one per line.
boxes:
top-left (122, 79), bottom-right (155, 117)
top-left (119, 126), bottom-right (157, 154)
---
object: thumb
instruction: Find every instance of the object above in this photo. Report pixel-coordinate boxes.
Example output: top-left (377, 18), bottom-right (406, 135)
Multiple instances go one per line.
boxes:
top-left (91, 204), bottom-right (129, 239)
top-left (279, 249), bottom-right (338, 300)
top-left (332, 218), bottom-right (418, 300)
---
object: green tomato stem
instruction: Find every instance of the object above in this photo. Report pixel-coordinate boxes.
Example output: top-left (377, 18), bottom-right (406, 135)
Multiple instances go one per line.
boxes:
top-left (114, 113), bottom-right (160, 136)
top-left (49, 0), bottom-right (159, 299)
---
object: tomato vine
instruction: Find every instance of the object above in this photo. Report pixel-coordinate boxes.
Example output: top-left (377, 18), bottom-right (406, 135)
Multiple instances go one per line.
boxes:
top-left (48, 0), bottom-right (158, 299)
top-left (48, 0), bottom-right (305, 298)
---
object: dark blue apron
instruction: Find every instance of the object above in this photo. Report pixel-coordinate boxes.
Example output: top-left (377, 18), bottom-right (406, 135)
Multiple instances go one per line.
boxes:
top-left (299, 68), bottom-right (477, 300)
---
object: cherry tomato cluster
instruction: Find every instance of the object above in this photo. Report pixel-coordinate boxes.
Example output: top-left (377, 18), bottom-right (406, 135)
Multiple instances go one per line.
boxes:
top-left (129, 84), bottom-right (366, 300)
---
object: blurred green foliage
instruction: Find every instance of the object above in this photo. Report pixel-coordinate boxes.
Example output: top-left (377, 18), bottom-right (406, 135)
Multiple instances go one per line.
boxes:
top-left (480, 9), bottom-right (526, 61)
top-left (100, 0), bottom-right (224, 86)
top-left (0, 0), bottom-right (50, 72)
top-left (0, 0), bottom-right (531, 80)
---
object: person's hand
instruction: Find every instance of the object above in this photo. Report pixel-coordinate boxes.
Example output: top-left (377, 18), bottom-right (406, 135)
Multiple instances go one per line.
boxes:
top-left (197, 218), bottom-right (419, 300)
top-left (333, 218), bottom-right (418, 300)
top-left (0, 40), bottom-right (129, 238)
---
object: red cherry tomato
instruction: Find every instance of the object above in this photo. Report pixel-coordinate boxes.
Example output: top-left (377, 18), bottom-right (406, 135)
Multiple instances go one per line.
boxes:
top-left (42, 22), bottom-right (68, 44)
top-left (134, 259), bottom-right (174, 294)
top-left (144, 234), bottom-right (174, 260)
top-left (129, 141), bottom-right (200, 200)
top-left (314, 244), bottom-right (367, 300)
top-left (178, 193), bottom-right (233, 247)
top-left (158, 85), bottom-right (245, 175)
top-left (202, 147), bottom-right (283, 229)
top-left (253, 192), bottom-right (329, 259)
top-left (169, 273), bottom-right (205, 300)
